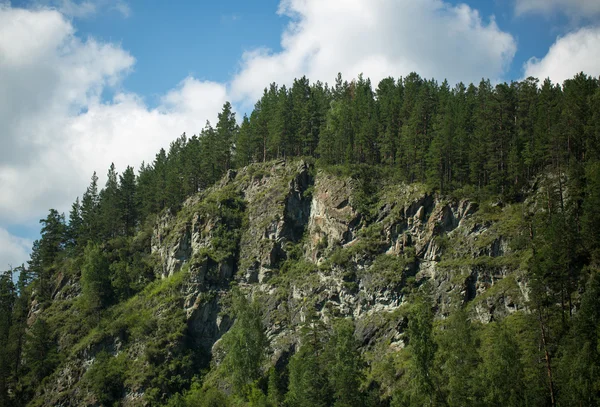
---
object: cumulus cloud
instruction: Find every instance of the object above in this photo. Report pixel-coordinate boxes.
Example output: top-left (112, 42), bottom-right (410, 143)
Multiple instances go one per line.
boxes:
top-left (0, 228), bottom-right (33, 271)
top-left (523, 27), bottom-right (600, 84)
top-left (0, 5), bottom-right (228, 235)
top-left (514, 0), bottom-right (600, 19)
top-left (230, 0), bottom-right (517, 104)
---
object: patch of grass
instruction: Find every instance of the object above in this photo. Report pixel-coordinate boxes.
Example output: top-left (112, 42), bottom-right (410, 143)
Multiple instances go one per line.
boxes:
top-left (359, 252), bottom-right (416, 292)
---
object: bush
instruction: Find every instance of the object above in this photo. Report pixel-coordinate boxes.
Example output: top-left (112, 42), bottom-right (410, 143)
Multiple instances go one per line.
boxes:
top-left (85, 351), bottom-right (126, 406)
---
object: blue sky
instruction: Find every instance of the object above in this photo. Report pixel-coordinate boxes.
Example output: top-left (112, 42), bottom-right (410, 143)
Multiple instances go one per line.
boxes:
top-left (8, 0), bottom-right (586, 103)
top-left (1, 0), bottom-right (600, 270)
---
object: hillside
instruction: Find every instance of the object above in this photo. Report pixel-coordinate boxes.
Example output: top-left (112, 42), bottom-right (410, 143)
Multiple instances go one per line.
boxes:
top-left (1, 71), bottom-right (600, 407)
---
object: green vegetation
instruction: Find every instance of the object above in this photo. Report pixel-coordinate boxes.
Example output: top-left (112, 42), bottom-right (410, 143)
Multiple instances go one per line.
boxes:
top-left (2, 71), bottom-right (600, 406)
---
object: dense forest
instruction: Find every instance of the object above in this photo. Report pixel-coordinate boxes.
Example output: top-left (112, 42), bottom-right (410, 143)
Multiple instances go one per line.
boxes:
top-left (1, 71), bottom-right (600, 406)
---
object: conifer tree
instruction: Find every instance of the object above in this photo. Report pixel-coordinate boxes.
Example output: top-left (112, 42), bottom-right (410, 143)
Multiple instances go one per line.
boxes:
top-left (67, 197), bottom-right (83, 249)
top-left (81, 172), bottom-right (99, 242)
top-left (234, 115), bottom-right (256, 168)
top-left (99, 163), bottom-right (120, 238)
top-left (215, 102), bottom-right (238, 172)
top-left (119, 165), bottom-right (137, 236)
top-left (81, 243), bottom-right (111, 314)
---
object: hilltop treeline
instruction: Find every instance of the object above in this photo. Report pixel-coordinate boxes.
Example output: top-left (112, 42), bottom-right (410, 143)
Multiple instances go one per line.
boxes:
top-left (63, 72), bottom-right (600, 240)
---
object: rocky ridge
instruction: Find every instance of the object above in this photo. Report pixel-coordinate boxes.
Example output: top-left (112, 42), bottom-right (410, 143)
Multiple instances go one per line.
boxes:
top-left (36, 159), bottom-right (533, 405)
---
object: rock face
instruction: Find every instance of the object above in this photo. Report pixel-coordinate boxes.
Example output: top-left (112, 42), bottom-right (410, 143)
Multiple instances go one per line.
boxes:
top-left (39, 159), bottom-right (532, 405)
top-left (150, 160), bottom-right (529, 360)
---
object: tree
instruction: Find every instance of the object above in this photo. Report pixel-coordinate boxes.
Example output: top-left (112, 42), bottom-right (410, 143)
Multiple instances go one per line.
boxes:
top-left (22, 318), bottom-right (58, 387)
top-left (376, 77), bottom-right (402, 165)
top-left (393, 294), bottom-right (438, 406)
top-left (30, 209), bottom-right (66, 304)
top-left (81, 172), bottom-right (99, 242)
top-left (165, 134), bottom-right (188, 210)
top-left (38, 209), bottom-right (66, 267)
top-left (66, 197), bottom-right (83, 249)
top-left (119, 165), bottom-right (138, 236)
top-left (353, 74), bottom-right (378, 164)
top-left (582, 161), bottom-right (600, 264)
top-left (470, 79), bottom-right (493, 188)
top-left (219, 291), bottom-right (266, 396)
top-left (290, 76), bottom-right (311, 156)
top-left (324, 319), bottom-right (365, 407)
top-left (434, 308), bottom-right (478, 407)
top-left (235, 115), bottom-right (257, 168)
top-left (0, 271), bottom-right (16, 405)
top-left (556, 270), bottom-right (600, 406)
top-left (286, 340), bottom-right (330, 407)
top-left (475, 321), bottom-right (526, 407)
top-left (85, 351), bottom-right (126, 406)
top-left (286, 307), bottom-right (330, 407)
top-left (215, 102), bottom-right (238, 171)
top-left (427, 80), bottom-right (453, 192)
top-left (81, 243), bottom-right (112, 313)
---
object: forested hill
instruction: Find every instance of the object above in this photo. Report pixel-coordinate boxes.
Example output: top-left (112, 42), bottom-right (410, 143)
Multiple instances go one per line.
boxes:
top-left (1, 72), bottom-right (600, 407)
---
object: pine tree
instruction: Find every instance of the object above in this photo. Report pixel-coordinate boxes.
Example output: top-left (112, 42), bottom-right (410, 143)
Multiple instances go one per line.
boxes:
top-left (164, 134), bottom-right (187, 210)
top-left (22, 318), bottom-right (58, 388)
top-left (475, 322), bottom-right (526, 407)
top-left (286, 341), bottom-right (330, 407)
top-left (219, 291), bottom-right (266, 396)
top-left (556, 270), bottom-right (600, 406)
top-left (434, 308), bottom-right (478, 407)
top-left (353, 74), bottom-right (378, 164)
top-left (306, 80), bottom-right (329, 157)
top-left (136, 161), bottom-right (156, 224)
top-left (98, 163), bottom-right (120, 238)
top-left (153, 148), bottom-right (168, 210)
top-left (427, 79), bottom-right (453, 192)
top-left (119, 166), bottom-right (137, 236)
top-left (324, 319), bottom-right (364, 407)
top-left (81, 243), bottom-right (112, 314)
top-left (66, 197), bottom-right (83, 249)
top-left (470, 79), bottom-right (493, 188)
top-left (234, 115), bottom-right (256, 168)
top-left (0, 271), bottom-right (15, 406)
top-left (80, 172), bottom-right (99, 242)
top-left (376, 76), bottom-right (402, 165)
top-left (215, 102), bottom-right (238, 171)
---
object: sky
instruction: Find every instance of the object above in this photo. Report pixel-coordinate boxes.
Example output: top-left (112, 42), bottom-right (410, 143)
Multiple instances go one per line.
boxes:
top-left (1, 0), bottom-right (600, 271)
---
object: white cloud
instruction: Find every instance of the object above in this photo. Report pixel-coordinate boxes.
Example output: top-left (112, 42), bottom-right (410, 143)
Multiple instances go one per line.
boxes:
top-left (0, 228), bottom-right (33, 270)
top-left (0, 5), bottom-right (228, 227)
top-left (523, 26), bottom-right (600, 84)
top-left (515, 0), bottom-right (600, 18)
top-left (27, 0), bottom-right (131, 18)
top-left (230, 0), bottom-right (517, 104)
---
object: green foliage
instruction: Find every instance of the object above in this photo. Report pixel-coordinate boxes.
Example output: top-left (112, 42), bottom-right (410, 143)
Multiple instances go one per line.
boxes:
top-left (474, 320), bottom-right (527, 407)
top-left (392, 294), bottom-right (437, 407)
top-left (217, 290), bottom-right (267, 396)
top-left (22, 317), bottom-right (59, 388)
top-left (556, 269), bottom-right (600, 406)
top-left (324, 319), bottom-right (365, 407)
top-left (81, 242), bottom-right (112, 313)
top-left (84, 351), bottom-right (127, 406)
top-left (170, 382), bottom-right (231, 407)
top-left (286, 340), bottom-right (330, 407)
top-left (434, 308), bottom-right (478, 407)
top-left (11, 71), bottom-right (600, 407)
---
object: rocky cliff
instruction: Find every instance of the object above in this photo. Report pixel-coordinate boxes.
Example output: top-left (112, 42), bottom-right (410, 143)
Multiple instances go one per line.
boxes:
top-left (34, 159), bottom-right (534, 406)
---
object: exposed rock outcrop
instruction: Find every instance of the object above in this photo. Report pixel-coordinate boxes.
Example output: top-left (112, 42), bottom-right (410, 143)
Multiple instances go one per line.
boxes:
top-left (38, 159), bottom-right (533, 405)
